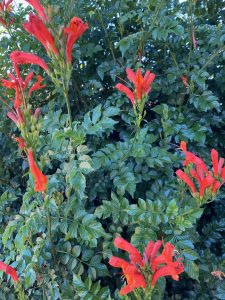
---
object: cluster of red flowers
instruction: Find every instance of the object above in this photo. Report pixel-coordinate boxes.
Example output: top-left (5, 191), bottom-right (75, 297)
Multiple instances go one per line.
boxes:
top-left (0, 0), bottom-right (13, 27)
top-left (116, 68), bottom-right (155, 107)
top-left (9, 0), bottom-right (88, 71)
top-left (0, 260), bottom-right (18, 283)
top-left (1, 58), bottom-right (48, 192)
top-left (1, 0), bottom-right (89, 192)
top-left (176, 141), bottom-right (225, 200)
top-left (109, 237), bottom-right (184, 295)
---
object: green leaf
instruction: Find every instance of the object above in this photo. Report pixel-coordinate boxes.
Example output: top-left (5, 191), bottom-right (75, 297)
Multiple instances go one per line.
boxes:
top-left (185, 261), bottom-right (199, 281)
top-left (166, 199), bottom-right (178, 219)
top-left (25, 266), bottom-right (36, 288)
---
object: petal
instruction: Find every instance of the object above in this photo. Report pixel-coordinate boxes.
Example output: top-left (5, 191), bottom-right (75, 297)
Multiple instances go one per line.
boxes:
top-left (10, 51), bottom-right (49, 72)
top-left (25, 0), bottom-right (48, 21)
top-left (150, 240), bottom-right (162, 264)
top-left (190, 169), bottom-right (201, 185)
top-left (143, 71), bottom-right (155, 91)
top-left (179, 141), bottom-right (187, 152)
top-left (176, 170), bottom-right (197, 194)
top-left (119, 285), bottom-right (133, 295)
top-left (218, 158), bottom-right (224, 175)
top-left (211, 149), bottom-right (219, 177)
top-left (108, 256), bottom-right (130, 269)
top-left (0, 261), bottom-right (18, 282)
top-left (212, 180), bottom-right (221, 194)
top-left (115, 83), bottom-right (135, 105)
top-left (114, 237), bottom-right (144, 267)
top-left (199, 175), bottom-right (215, 197)
top-left (221, 167), bottom-right (225, 180)
top-left (126, 68), bottom-right (136, 84)
top-left (152, 262), bottom-right (184, 286)
top-left (24, 72), bottom-right (34, 89)
top-left (27, 150), bottom-right (48, 192)
top-left (144, 241), bottom-right (154, 260)
top-left (185, 152), bottom-right (209, 174)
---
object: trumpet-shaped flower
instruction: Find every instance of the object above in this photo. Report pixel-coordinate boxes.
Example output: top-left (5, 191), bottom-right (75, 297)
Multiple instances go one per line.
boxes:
top-left (27, 150), bottom-right (48, 192)
top-left (64, 17), bottom-right (88, 63)
top-left (24, 14), bottom-right (58, 56)
top-left (10, 51), bottom-right (49, 72)
top-left (109, 257), bottom-right (146, 295)
top-left (28, 75), bottom-right (46, 96)
top-left (25, 0), bottom-right (48, 21)
top-left (0, 261), bottom-right (18, 282)
top-left (116, 68), bottom-right (155, 106)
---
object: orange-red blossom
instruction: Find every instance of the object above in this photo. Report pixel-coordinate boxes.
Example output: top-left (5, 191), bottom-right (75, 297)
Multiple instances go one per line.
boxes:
top-left (0, 260), bottom-right (18, 282)
top-left (64, 17), bottom-right (88, 63)
top-left (176, 141), bottom-right (225, 198)
top-left (24, 14), bottom-right (58, 56)
top-left (27, 149), bottom-right (48, 192)
top-left (25, 0), bottom-right (48, 21)
top-left (109, 237), bottom-right (184, 295)
top-left (10, 51), bottom-right (49, 72)
top-left (116, 68), bottom-right (155, 106)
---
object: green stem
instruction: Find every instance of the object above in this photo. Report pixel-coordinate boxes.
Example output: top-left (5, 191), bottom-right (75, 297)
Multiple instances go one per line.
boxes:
top-left (63, 86), bottom-right (72, 128)
top-left (143, 288), bottom-right (153, 300)
top-left (47, 208), bottom-right (56, 263)
top-left (198, 45), bottom-right (225, 73)
top-left (16, 283), bottom-right (27, 300)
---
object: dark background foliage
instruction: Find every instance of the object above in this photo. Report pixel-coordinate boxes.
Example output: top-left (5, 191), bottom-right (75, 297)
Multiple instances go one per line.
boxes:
top-left (0, 0), bottom-right (225, 299)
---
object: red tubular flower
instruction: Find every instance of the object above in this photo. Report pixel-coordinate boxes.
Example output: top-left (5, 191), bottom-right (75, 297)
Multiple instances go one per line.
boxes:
top-left (15, 137), bottom-right (26, 149)
top-left (218, 158), bottom-right (225, 174)
top-left (34, 107), bottom-right (41, 119)
top-left (7, 108), bottom-right (25, 126)
top-left (211, 149), bottom-right (219, 177)
top-left (109, 257), bottom-right (146, 295)
top-left (184, 152), bottom-right (208, 173)
top-left (64, 17), bottom-right (88, 63)
top-left (114, 237), bottom-right (144, 267)
top-left (176, 169), bottom-right (197, 194)
top-left (181, 75), bottom-right (188, 87)
top-left (221, 167), bottom-right (225, 180)
top-left (0, 17), bottom-right (7, 26)
top-left (23, 72), bottom-right (34, 89)
top-left (144, 241), bottom-right (154, 262)
top-left (0, 261), bottom-right (18, 282)
top-left (190, 169), bottom-right (201, 185)
top-left (149, 240), bottom-right (163, 265)
top-left (151, 261), bottom-right (184, 287)
top-left (7, 111), bottom-right (19, 125)
top-left (212, 180), bottom-right (222, 194)
top-left (115, 83), bottom-right (135, 105)
top-left (24, 14), bottom-right (58, 56)
top-left (28, 75), bottom-right (46, 96)
top-left (179, 142), bottom-right (208, 173)
top-left (199, 175), bottom-right (215, 197)
top-left (25, 0), bottom-right (48, 21)
top-left (27, 149), bottom-right (48, 192)
top-left (116, 68), bottom-right (155, 106)
top-left (179, 141), bottom-right (187, 151)
top-left (10, 51), bottom-right (49, 72)
top-left (151, 243), bottom-right (174, 272)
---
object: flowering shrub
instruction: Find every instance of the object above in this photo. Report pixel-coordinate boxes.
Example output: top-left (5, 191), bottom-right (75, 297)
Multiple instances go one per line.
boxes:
top-left (0, 0), bottom-right (225, 299)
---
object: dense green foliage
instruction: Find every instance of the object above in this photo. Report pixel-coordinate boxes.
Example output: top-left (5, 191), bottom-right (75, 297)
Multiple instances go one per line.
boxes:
top-left (0, 0), bottom-right (225, 299)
